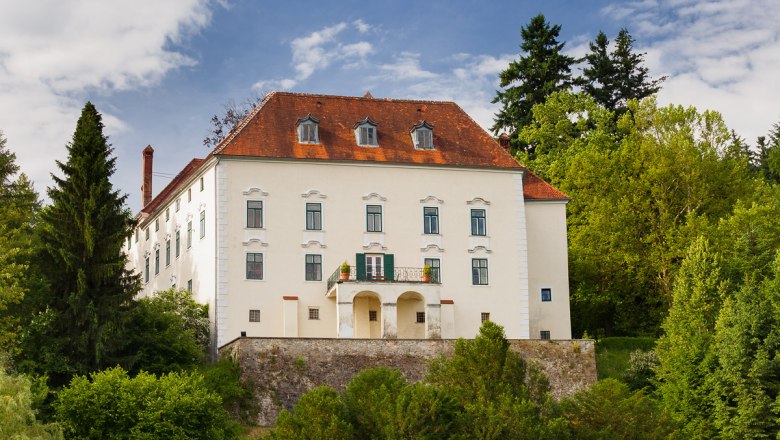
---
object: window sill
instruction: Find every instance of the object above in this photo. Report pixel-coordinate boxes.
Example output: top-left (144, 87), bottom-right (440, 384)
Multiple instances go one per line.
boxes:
top-left (245, 278), bottom-right (265, 282)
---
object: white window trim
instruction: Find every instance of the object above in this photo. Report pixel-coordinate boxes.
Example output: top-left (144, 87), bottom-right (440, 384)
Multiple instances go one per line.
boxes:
top-left (296, 114), bottom-right (320, 144)
top-left (411, 120), bottom-right (435, 150)
top-left (354, 117), bottom-right (379, 147)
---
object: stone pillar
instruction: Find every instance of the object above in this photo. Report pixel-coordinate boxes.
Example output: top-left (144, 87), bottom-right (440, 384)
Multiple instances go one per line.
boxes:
top-left (282, 296), bottom-right (298, 337)
top-left (381, 302), bottom-right (397, 339)
top-left (337, 301), bottom-right (354, 338)
top-left (425, 303), bottom-right (442, 339)
top-left (440, 300), bottom-right (455, 338)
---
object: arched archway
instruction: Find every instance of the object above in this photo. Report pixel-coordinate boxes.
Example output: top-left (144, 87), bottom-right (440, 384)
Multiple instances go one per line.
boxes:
top-left (353, 291), bottom-right (381, 338)
top-left (397, 291), bottom-right (425, 339)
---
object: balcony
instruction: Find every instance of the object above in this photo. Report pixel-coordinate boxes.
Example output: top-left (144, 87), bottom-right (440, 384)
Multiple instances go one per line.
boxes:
top-left (327, 266), bottom-right (440, 294)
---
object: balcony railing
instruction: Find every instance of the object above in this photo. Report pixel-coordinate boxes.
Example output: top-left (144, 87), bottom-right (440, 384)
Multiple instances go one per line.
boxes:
top-left (326, 266), bottom-right (440, 292)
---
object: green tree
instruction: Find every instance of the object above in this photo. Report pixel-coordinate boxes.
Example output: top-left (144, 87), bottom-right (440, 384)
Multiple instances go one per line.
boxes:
top-left (492, 14), bottom-right (578, 155)
top-left (385, 383), bottom-right (460, 439)
top-left (272, 386), bottom-right (354, 440)
top-left (655, 238), bottom-right (726, 438)
top-left (342, 367), bottom-right (406, 438)
top-left (583, 29), bottom-right (665, 114)
top-left (22, 103), bottom-right (139, 384)
top-left (755, 119), bottom-right (780, 183)
top-left (120, 288), bottom-right (209, 375)
top-left (0, 131), bottom-right (41, 355)
top-left (0, 363), bottom-right (63, 440)
top-left (561, 379), bottom-right (675, 439)
top-left (708, 259), bottom-right (780, 439)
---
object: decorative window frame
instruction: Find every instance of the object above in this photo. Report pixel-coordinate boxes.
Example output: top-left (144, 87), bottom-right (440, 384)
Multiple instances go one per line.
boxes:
top-left (354, 117), bottom-right (379, 147)
top-left (296, 114), bottom-right (320, 144)
top-left (411, 120), bottom-right (434, 150)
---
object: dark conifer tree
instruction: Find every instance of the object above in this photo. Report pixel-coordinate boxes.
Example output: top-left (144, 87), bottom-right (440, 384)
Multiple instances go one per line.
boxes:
top-left (25, 102), bottom-right (139, 383)
top-left (491, 14), bottom-right (578, 155)
top-left (583, 28), bottom-right (665, 113)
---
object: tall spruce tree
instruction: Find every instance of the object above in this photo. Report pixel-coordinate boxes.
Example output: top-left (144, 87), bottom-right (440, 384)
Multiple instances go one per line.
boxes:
top-left (491, 14), bottom-right (578, 155)
top-left (583, 29), bottom-right (665, 113)
top-left (25, 103), bottom-right (139, 383)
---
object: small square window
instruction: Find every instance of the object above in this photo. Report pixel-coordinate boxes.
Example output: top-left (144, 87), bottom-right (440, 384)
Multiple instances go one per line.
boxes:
top-left (481, 312), bottom-right (490, 323)
top-left (249, 310), bottom-right (261, 322)
top-left (308, 308), bottom-right (320, 320)
top-left (416, 312), bottom-right (425, 323)
top-left (369, 310), bottom-right (378, 322)
top-left (540, 330), bottom-right (551, 340)
top-left (541, 288), bottom-right (552, 302)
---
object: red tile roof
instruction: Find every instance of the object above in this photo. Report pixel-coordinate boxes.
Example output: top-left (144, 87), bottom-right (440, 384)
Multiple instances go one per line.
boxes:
top-left (139, 92), bottom-right (567, 218)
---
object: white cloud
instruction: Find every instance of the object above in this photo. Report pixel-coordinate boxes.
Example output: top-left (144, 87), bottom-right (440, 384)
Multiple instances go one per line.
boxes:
top-left (377, 52), bottom-right (438, 80)
top-left (254, 21), bottom-right (374, 91)
top-left (0, 0), bottom-right (213, 191)
top-left (603, 0), bottom-right (780, 142)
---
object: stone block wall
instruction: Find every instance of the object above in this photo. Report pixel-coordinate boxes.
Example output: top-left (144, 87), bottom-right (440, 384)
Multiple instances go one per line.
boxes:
top-left (220, 337), bottom-right (597, 426)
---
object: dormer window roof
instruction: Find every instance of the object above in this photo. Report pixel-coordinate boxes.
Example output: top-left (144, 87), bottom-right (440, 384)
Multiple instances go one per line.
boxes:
top-left (411, 120), bottom-right (434, 150)
top-left (354, 117), bottom-right (378, 147)
top-left (296, 114), bottom-right (319, 144)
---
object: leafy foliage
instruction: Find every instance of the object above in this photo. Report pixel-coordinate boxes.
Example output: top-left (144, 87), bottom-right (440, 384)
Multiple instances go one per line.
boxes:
top-left (272, 386), bottom-right (354, 440)
top-left (0, 363), bottom-right (63, 440)
top-left (561, 379), bottom-right (675, 439)
top-left (55, 366), bottom-right (238, 440)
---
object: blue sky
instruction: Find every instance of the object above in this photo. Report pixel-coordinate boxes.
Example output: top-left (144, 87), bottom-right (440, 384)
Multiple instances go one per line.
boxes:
top-left (1, 0), bottom-right (778, 210)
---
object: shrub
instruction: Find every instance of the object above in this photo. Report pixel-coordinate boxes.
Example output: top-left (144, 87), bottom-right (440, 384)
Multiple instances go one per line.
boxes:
top-left (272, 386), bottom-right (353, 440)
top-left (0, 364), bottom-right (62, 440)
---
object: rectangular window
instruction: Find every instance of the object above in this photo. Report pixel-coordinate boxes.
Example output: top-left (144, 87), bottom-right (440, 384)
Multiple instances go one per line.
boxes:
top-left (127, 236), bottom-right (131, 250)
top-left (187, 221), bottom-right (192, 248)
top-left (246, 253), bottom-right (263, 280)
top-left (471, 209), bottom-right (486, 236)
top-left (416, 129), bottom-right (433, 149)
top-left (145, 228), bottom-right (149, 240)
top-left (155, 219), bottom-right (159, 231)
top-left (308, 307), bottom-right (320, 320)
top-left (144, 257), bottom-right (149, 283)
top-left (305, 254), bottom-right (322, 281)
top-left (175, 231), bottom-right (180, 257)
top-left (247, 201), bottom-right (263, 228)
top-left (199, 211), bottom-right (205, 239)
top-left (540, 330), bottom-right (551, 340)
top-left (368, 310), bottom-right (378, 322)
top-left (423, 207), bottom-right (439, 234)
top-left (300, 123), bottom-right (317, 143)
top-left (424, 258), bottom-right (441, 283)
top-left (135, 229), bottom-right (139, 243)
top-left (416, 312), bottom-right (426, 323)
top-left (366, 205), bottom-right (382, 232)
top-left (165, 208), bottom-right (170, 222)
top-left (175, 198), bottom-right (180, 212)
top-left (541, 288), bottom-right (552, 302)
top-left (200, 177), bottom-right (204, 191)
top-left (154, 249), bottom-right (159, 275)
top-left (359, 126), bottom-right (377, 146)
top-left (187, 279), bottom-right (192, 292)
top-left (165, 239), bottom-right (171, 267)
top-left (249, 310), bottom-right (261, 322)
top-left (188, 188), bottom-right (192, 202)
top-left (481, 312), bottom-right (490, 323)
top-left (472, 259), bottom-right (488, 285)
top-left (306, 203), bottom-right (322, 230)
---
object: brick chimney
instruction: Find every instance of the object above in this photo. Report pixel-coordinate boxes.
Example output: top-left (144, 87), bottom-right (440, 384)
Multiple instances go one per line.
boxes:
top-left (498, 133), bottom-right (511, 151)
top-left (141, 145), bottom-right (154, 208)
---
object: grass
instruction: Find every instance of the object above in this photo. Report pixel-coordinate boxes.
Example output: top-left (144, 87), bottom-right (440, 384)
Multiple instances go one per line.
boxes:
top-left (596, 337), bottom-right (656, 380)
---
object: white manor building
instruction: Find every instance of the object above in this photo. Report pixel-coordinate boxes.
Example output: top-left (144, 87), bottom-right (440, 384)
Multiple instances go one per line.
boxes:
top-left (126, 92), bottom-right (572, 349)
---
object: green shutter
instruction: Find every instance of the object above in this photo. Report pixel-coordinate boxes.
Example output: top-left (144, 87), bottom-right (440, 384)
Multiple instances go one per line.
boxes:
top-left (356, 253), bottom-right (366, 281)
top-left (385, 254), bottom-right (394, 281)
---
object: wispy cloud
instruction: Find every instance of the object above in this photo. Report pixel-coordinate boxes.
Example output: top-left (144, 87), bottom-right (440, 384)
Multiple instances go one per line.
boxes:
top-left (602, 0), bottom-right (780, 142)
top-left (0, 0), bottom-right (213, 189)
top-left (254, 21), bottom-right (374, 91)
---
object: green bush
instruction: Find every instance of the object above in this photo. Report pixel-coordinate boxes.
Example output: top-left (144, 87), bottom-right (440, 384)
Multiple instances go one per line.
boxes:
top-left (272, 386), bottom-right (353, 440)
top-left (55, 366), bottom-right (238, 439)
top-left (622, 349), bottom-right (659, 391)
top-left (199, 357), bottom-right (255, 422)
top-left (342, 367), bottom-right (406, 438)
top-left (0, 363), bottom-right (62, 439)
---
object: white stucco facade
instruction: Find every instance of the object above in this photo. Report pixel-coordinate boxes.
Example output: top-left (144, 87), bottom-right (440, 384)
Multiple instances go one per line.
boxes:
top-left (127, 156), bottom-right (572, 347)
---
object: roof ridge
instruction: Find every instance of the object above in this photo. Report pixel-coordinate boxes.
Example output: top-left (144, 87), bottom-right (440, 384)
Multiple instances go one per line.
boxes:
top-left (211, 91), bottom-right (277, 156)
top-left (271, 91), bottom-right (457, 105)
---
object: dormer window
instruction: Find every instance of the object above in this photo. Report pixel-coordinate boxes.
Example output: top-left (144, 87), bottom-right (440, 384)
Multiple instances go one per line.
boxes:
top-left (296, 114), bottom-right (319, 144)
top-left (411, 121), bottom-right (434, 150)
top-left (354, 117), bottom-right (378, 147)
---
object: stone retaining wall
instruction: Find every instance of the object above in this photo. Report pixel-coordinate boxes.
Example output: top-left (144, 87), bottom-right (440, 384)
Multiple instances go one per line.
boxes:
top-left (220, 337), bottom-right (597, 426)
